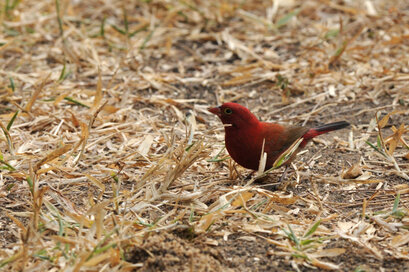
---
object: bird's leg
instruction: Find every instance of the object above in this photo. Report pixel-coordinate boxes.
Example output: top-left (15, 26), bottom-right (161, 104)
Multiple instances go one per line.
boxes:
top-left (278, 165), bottom-right (290, 183)
top-left (244, 171), bottom-right (255, 181)
top-left (276, 165), bottom-right (293, 191)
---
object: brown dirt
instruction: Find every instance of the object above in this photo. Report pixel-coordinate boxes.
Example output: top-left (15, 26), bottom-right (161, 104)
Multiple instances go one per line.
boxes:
top-left (125, 232), bottom-right (233, 272)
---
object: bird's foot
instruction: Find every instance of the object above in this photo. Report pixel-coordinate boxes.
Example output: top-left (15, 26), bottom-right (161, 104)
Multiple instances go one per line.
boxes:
top-left (263, 165), bottom-right (292, 191)
top-left (243, 171), bottom-right (255, 181)
top-left (259, 182), bottom-right (280, 191)
top-left (278, 165), bottom-right (290, 183)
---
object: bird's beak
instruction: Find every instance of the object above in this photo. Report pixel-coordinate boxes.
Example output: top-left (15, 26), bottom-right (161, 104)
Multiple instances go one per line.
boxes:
top-left (208, 106), bottom-right (221, 117)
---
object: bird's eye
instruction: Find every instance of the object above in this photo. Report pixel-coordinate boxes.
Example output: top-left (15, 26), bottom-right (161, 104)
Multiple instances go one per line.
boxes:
top-left (224, 108), bottom-right (233, 115)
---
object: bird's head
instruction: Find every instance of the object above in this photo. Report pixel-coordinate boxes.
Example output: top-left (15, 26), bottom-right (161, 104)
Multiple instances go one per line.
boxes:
top-left (208, 102), bottom-right (259, 129)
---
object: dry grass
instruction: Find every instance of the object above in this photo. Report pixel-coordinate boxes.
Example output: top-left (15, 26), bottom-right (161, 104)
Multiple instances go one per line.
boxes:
top-left (0, 0), bottom-right (409, 271)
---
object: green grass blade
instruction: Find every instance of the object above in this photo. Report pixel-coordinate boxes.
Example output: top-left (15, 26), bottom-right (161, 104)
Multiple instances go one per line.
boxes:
top-left (8, 77), bottom-right (15, 92)
top-left (0, 159), bottom-right (15, 171)
top-left (275, 8), bottom-right (301, 29)
top-left (55, 0), bottom-right (64, 38)
top-left (365, 141), bottom-right (387, 158)
top-left (273, 137), bottom-right (303, 168)
top-left (64, 97), bottom-right (90, 108)
top-left (304, 220), bottom-right (321, 238)
top-left (392, 193), bottom-right (400, 213)
top-left (140, 28), bottom-right (155, 50)
top-left (7, 110), bottom-right (19, 131)
top-left (284, 224), bottom-right (300, 247)
top-left (324, 29), bottom-right (339, 40)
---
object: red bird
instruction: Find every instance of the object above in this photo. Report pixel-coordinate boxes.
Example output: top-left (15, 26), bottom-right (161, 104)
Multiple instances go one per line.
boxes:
top-left (209, 102), bottom-right (349, 172)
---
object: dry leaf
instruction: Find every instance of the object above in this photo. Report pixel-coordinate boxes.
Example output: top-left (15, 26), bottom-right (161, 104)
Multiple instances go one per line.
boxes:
top-left (231, 191), bottom-right (254, 207)
top-left (102, 104), bottom-right (119, 113)
top-left (391, 233), bottom-right (409, 247)
top-left (311, 248), bottom-right (346, 258)
top-left (238, 236), bottom-right (257, 242)
top-left (243, 223), bottom-right (272, 234)
top-left (34, 144), bottom-right (73, 172)
top-left (83, 251), bottom-right (112, 266)
top-left (356, 171), bottom-right (372, 180)
top-left (204, 238), bottom-right (219, 246)
top-left (195, 212), bottom-right (222, 233)
top-left (342, 164), bottom-right (363, 179)
top-left (138, 135), bottom-right (154, 157)
top-left (310, 257), bottom-right (341, 270)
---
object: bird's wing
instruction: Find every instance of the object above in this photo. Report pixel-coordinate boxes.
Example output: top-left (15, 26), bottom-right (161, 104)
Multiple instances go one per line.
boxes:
top-left (263, 124), bottom-right (309, 160)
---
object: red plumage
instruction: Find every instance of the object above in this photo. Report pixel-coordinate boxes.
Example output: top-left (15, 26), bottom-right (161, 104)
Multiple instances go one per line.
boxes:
top-left (209, 102), bottom-right (349, 171)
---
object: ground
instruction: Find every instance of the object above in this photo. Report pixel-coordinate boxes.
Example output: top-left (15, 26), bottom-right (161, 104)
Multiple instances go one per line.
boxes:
top-left (0, 0), bottom-right (409, 271)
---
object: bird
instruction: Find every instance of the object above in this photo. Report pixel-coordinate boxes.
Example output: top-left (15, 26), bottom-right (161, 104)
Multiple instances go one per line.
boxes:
top-left (208, 102), bottom-right (350, 175)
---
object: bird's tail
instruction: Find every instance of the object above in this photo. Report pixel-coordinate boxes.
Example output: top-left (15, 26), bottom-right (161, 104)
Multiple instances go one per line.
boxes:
top-left (303, 121), bottom-right (350, 140)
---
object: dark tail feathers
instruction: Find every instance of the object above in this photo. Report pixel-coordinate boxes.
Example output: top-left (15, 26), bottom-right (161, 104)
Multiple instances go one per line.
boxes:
top-left (303, 121), bottom-right (350, 140)
top-left (314, 121), bottom-right (350, 133)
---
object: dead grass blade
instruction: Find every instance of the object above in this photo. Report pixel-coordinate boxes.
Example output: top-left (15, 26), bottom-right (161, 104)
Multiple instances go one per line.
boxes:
top-left (73, 101), bottom-right (107, 165)
top-left (0, 120), bottom-right (14, 156)
top-left (34, 144), bottom-right (73, 173)
top-left (25, 74), bottom-right (50, 112)
top-left (365, 112), bottom-right (409, 180)
top-left (159, 139), bottom-right (208, 193)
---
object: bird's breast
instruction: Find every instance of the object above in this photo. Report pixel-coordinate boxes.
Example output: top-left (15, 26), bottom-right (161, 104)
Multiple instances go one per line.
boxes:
top-left (224, 126), bottom-right (264, 170)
